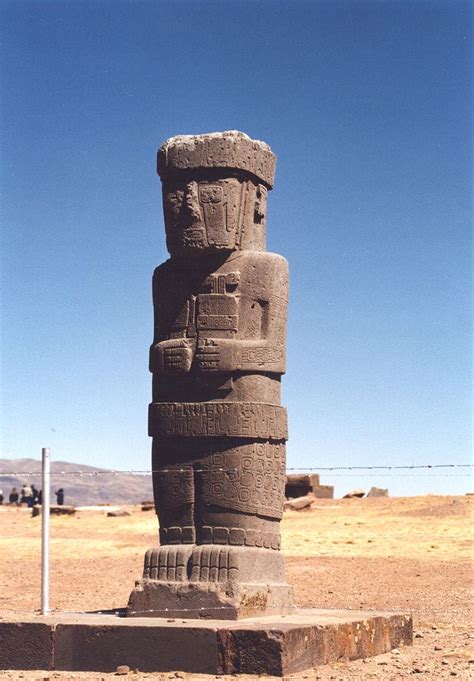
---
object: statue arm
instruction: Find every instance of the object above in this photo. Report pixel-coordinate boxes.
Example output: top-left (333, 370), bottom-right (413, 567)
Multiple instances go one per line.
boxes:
top-left (196, 258), bottom-right (288, 374)
top-left (195, 335), bottom-right (286, 373)
top-left (149, 265), bottom-right (195, 375)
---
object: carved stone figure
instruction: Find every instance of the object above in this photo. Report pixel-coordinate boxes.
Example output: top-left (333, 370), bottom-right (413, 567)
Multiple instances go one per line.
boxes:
top-left (128, 131), bottom-right (294, 619)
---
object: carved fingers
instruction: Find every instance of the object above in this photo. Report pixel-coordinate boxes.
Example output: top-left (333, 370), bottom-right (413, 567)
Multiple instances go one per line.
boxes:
top-left (195, 339), bottom-right (234, 372)
top-left (150, 338), bottom-right (195, 374)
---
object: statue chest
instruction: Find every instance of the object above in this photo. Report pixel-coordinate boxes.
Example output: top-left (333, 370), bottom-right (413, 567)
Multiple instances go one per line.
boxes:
top-left (170, 271), bottom-right (241, 340)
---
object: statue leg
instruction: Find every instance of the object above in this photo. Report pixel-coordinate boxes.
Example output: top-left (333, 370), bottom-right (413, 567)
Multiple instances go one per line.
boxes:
top-left (152, 438), bottom-right (196, 545)
top-left (129, 438), bottom-right (293, 618)
top-left (189, 440), bottom-right (285, 580)
top-left (136, 439), bottom-right (196, 598)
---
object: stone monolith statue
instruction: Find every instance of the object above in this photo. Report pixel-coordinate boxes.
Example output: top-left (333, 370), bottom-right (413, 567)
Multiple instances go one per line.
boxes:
top-left (128, 131), bottom-right (294, 619)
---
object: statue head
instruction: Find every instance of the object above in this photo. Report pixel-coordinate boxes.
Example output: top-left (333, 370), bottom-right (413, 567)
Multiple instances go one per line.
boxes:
top-left (157, 131), bottom-right (275, 256)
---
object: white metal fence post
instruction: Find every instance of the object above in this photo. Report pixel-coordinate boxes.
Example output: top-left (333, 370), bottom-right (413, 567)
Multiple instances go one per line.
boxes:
top-left (41, 447), bottom-right (50, 614)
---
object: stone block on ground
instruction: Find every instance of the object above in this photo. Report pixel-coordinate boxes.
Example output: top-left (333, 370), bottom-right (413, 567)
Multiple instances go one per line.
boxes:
top-left (312, 484), bottom-right (334, 499)
top-left (284, 495), bottom-right (315, 510)
top-left (286, 474), bottom-right (334, 500)
top-left (343, 489), bottom-right (366, 499)
top-left (50, 505), bottom-right (76, 515)
top-left (367, 487), bottom-right (388, 498)
top-left (285, 474), bottom-right (320, 498)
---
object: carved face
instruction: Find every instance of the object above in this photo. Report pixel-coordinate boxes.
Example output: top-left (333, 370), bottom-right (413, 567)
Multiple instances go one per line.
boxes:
top-left (162, 177), bottom-right (267, 256)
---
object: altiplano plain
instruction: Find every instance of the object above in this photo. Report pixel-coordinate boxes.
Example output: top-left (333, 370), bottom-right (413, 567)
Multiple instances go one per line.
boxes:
top-left (0, 495), bottom-right (472, 679)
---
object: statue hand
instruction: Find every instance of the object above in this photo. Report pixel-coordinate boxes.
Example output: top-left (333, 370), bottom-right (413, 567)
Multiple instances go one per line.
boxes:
top-left (150, 338), bottom-right (194, 374)
top-left (195, 339), bottom-right (234, 372)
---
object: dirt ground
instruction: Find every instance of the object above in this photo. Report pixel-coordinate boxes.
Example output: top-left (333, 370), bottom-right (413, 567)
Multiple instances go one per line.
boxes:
top-left (0, 495), bottom-right (472, 680)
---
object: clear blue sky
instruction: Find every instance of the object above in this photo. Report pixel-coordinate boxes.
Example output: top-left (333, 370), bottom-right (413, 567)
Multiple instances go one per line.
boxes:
top-left (1, 0), bottom-right (472, 496)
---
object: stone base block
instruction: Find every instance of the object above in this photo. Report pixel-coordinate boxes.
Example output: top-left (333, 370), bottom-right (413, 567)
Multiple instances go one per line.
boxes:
top-left (0, 622), bottom-right (53, 670)
top-left (128, 544), bottom-right (294, 619)
top-left (128, 580), bottom-right (294, 619)
top-left (0, 609), bottom-right (413, 675)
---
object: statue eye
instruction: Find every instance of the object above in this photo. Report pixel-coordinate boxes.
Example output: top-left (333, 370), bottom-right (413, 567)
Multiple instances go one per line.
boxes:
top-left (168, 192), bottom-right (181, 205)
top-left (200, 185), bottom-right (223, 203)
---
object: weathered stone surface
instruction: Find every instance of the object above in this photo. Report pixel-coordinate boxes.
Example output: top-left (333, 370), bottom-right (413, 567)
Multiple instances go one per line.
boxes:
top-left (128, 131), bottom-right (293, 618)
top-left (284, 495), bottom-right (314, 510)
top-left (0, 610), bottom-right (413, 674)
top-left (367, 487), bottom-right (389, 498)
top-left (313, 484), bottom-right (334, 499)
top-left (50, 504), bottom-right (76, 515)
top-left (130, 546), bottom-right (292, 619)
top-left (157, 131), bottom-right (276, 189)
top-left (115, 664), bottom-right (130, 675)
top-left (343, 489), bottom-right (366, 499)
top-left (217, 611), bottom-right (413, 675)
top-left (0, 622), bottom-right (53, 670)
top-left (285, 474), bottom-right (320, 498)
top-left (286, 474), bottom-right (334, 500)
top-left (54, 621), bottom-right (217, 673)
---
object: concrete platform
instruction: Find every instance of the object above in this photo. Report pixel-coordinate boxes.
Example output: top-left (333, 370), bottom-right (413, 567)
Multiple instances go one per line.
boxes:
top-left (0, 609), bottom-right (412, 676)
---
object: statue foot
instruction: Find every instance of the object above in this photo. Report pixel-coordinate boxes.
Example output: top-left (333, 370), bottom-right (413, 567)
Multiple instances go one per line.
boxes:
top-left (143, 545), bottom-right (193, 581)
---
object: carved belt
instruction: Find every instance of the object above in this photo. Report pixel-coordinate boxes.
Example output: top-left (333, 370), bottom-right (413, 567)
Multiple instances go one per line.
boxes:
top-left (148, 401), bottom-right (288, 440)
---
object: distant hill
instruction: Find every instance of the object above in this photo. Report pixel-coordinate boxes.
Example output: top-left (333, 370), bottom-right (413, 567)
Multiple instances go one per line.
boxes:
top-left (0, 458), bottom-right (153, 506)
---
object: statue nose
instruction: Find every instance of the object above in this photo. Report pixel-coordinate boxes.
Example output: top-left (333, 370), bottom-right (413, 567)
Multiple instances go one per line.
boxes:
top-left (182, 182), bottom-right (200, 219)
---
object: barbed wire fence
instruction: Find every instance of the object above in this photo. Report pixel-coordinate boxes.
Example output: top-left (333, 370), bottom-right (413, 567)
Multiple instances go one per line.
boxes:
top-left (1, 462), bottom-right (472, 476)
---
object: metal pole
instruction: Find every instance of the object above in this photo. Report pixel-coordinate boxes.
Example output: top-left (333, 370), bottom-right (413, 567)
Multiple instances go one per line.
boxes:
top-left (41, 447), bottom-right (50, 614)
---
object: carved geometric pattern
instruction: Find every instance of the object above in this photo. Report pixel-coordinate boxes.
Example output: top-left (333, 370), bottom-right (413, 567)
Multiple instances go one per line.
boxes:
top-left (154, 467), bottom-right (194, 510)
top-left (200, 526), bottom-right (280, 550)
top-left (240, 346), bottom-right (283, 365)
top-left (149, 402), bottom-right (288, 440)
top-left (160, 526), bottom-right (195, 545)
top-left (200, 442), bottom-right (286, 519)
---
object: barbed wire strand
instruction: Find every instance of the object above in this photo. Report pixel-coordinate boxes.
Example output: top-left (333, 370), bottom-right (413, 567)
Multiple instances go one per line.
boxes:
top-left (6, 473), bottom-right (472, 479)
top-left (0, 463), bottom-right (472, 478)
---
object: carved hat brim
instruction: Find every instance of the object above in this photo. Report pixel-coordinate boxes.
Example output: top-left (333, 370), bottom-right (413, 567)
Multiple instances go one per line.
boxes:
top-left (157, 131), bottom-right (276, 189)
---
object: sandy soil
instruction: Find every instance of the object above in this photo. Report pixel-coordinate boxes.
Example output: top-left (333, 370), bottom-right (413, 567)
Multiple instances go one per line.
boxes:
top-left (0, 495), bottom-right (472, 679)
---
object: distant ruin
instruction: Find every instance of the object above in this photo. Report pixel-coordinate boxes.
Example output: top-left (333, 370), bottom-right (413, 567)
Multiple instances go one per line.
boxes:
top-left (285, 474), bottom-right (334, 499)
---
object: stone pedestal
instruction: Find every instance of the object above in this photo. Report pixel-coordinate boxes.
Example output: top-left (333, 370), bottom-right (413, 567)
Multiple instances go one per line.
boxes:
top-left (0, 610), bottom-right (413, 675)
